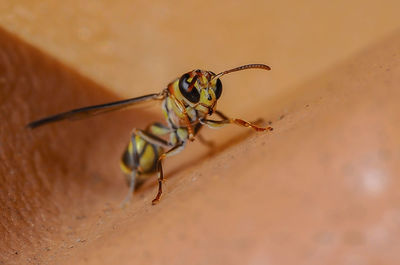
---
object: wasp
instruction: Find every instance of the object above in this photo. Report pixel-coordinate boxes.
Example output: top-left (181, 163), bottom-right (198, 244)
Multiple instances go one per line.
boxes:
top-left (28, 64), bottom-right (273, 205)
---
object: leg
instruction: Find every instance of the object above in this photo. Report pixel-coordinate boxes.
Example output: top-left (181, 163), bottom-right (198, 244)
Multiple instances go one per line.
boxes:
top-left (121, 127), bottom-right (170, 206)
top-left (121, 169), bottom-right (138, 207)
top-left (146, 122), bottom-right (171, 136)
top-left (232, 118), bottom-right (273, 131)
top-left (152, 143), bottom-right (185, 205)
top-left (203, 110), bottom-right (273, 132)
top-left (120, 130), bottom-right (141, 207)
top-left (217, 110), bottom-right (272, 129)
top-left (133, 128), bottom-right (173, 148)
top-left (170, 95), bottom-right (195, 141)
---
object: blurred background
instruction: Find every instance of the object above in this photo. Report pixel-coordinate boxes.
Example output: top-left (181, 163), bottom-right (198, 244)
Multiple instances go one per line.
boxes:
top-left (0, 1), bottom-right (399, 264)
top-left (1, 0), bottom-right (399, 116)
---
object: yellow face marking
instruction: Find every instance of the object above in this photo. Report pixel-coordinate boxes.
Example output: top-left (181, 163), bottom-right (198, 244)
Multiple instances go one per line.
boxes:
top-left (199, 75), bottom-right (208, 87)
top-left (199, 88), bottom-right (216, 105)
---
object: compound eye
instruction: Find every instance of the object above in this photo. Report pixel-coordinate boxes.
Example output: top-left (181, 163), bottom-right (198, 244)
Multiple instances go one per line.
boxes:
top-left (179, 73), bottom-right (200, 103)
top-left (214, 79), bottom-right (223, 99)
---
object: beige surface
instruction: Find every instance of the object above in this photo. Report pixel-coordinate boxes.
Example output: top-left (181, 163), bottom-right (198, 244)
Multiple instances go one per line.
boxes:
top-left (0, 1), bottom-right (400, 265)
top-left (56, 32), bottom-right (400, 265)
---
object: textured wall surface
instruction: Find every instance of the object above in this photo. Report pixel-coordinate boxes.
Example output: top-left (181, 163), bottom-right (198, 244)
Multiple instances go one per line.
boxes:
top-left (0, 1), bottom-right (399, 264)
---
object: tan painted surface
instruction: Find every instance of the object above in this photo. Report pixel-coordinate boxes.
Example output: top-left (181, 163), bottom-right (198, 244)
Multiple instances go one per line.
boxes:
top-left (0, 1), bottom-right (399, 264)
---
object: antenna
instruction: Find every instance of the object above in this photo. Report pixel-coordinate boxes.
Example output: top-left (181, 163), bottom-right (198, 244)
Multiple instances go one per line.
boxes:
top-left (212, 64), bottom-right (271, 80)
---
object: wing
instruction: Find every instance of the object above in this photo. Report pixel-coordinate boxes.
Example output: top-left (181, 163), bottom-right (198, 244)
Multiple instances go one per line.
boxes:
top-left (27, 93), bottom-right (165, 129)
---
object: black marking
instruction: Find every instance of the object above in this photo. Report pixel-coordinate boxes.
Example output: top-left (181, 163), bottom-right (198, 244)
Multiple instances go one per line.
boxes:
top-left (149, 122), bottom-right (169, 131)
top-left (139, 142), bottom-right (149, 157)
top-left (131, 132), bottom-right (140, 168)
top-left (214, 79), bottom-right (223, 99)
top-left (122, 147), bottom-right (134, 170)
top-left (194, 122), bottom-right (203, 135)
top-left (179, 74), bottom-right (200, 103)
top-left (150, 144), bottom-right (159, 171)
top-left (140, 130), bottom-right (170, 147)
top-left (174, 131), bottom-right (180, 143)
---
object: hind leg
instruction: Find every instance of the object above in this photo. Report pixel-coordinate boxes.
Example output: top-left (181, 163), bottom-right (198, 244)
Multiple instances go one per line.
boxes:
top-left (152, 143), bottom-right (185, 205)
top-left (120, 129), bottom-right (142, 206)
top-left (121, 126), bottom-right (173, 205)
top-left (121, 169), bottom-right (139, 207)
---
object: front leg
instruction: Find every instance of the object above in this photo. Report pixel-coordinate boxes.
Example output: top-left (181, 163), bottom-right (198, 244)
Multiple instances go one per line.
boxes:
top-left (201, 110), bottom-right (273, 132)
top-left (170, 94), bottom-right (195, 141)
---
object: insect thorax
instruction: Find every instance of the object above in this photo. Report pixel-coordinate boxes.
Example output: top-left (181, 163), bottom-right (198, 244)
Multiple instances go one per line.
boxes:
top-left (162, 96), bottom-right (205, 127)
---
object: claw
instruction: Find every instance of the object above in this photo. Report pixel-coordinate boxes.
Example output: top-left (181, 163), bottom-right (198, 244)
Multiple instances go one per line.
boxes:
top-left (152, 198), bottom-right (160, 205)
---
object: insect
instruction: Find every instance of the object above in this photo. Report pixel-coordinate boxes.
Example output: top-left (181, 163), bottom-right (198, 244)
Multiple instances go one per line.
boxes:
top-left (28, 64), bottom-right (273, 205)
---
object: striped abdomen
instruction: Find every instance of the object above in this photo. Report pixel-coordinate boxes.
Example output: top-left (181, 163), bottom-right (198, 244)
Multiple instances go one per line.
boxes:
top-left (120, 135), bottom-right (164, 189)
